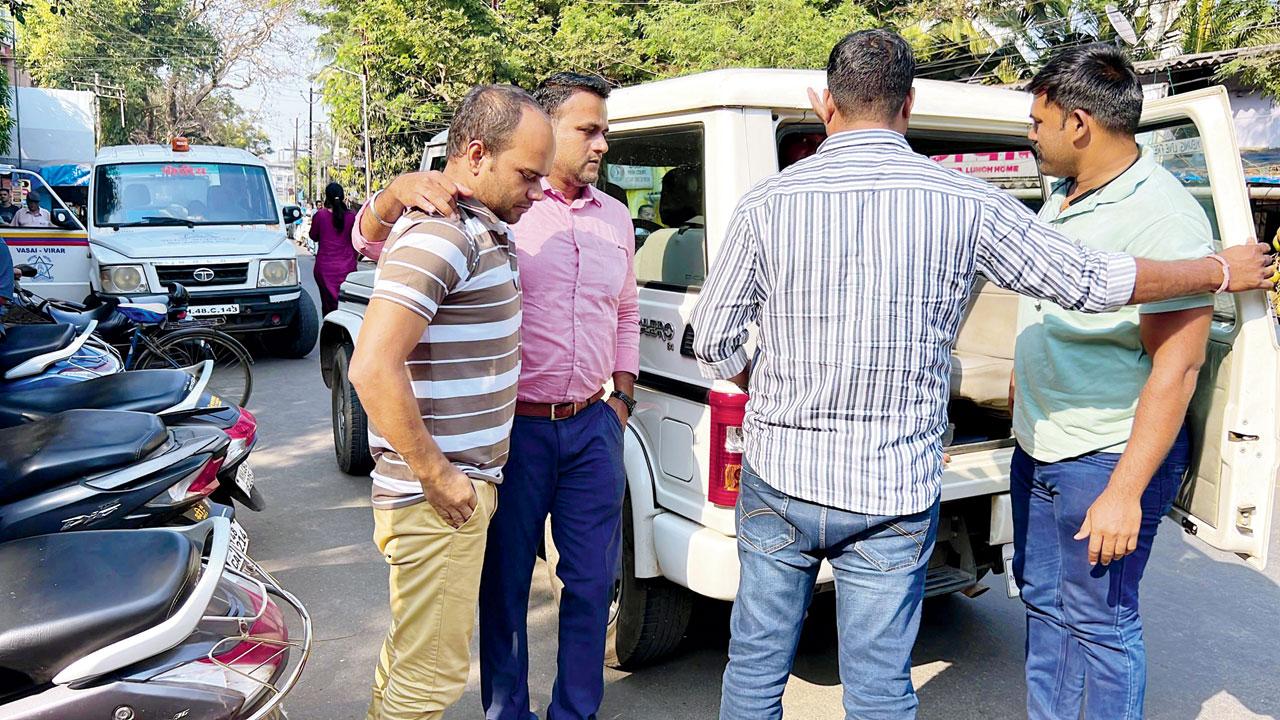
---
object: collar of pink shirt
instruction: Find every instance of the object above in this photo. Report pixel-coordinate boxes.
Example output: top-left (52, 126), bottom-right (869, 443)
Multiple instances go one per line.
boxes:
top-left (539, 177), bottom-right (603, 209)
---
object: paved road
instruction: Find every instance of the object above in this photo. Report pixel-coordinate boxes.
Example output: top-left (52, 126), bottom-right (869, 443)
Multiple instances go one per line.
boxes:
top-left (244, 258), bottom-right (1280, 719)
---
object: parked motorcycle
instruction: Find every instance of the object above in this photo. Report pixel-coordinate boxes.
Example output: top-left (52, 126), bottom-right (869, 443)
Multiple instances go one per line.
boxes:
top-left (0, 517), bottom-right (311, 718)
top-left (0, 363), bottom-right (263, 512)
top-left (0, 409), bottom-right (234, 543)
top-left (0, 320), bottom-right (123, 391)
top-left (8, 266), bottom-right (254, 405)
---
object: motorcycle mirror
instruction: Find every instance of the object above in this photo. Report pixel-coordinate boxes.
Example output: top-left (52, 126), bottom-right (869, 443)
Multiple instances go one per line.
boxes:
top-left (15, 264), bottom-right (37, 278)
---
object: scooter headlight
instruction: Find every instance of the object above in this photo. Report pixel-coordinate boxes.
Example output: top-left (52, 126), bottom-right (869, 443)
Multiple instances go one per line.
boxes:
top-left (99, 264), bottom-right (148, 294)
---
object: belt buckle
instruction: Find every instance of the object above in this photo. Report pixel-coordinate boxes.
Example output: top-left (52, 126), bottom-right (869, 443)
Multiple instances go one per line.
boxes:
top-left (549, 401), bottom-right (575, 421)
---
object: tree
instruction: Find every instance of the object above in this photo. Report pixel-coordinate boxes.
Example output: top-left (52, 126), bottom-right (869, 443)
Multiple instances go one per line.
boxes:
top-left (1177, 0), bottom-right (1280, 96)
top-left (310, 0), bottom-right (885, 182)
top-left (19, 0), bottom-right (294, 145)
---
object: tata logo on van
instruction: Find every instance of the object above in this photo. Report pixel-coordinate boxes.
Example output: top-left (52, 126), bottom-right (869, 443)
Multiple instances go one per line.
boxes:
top-left (192, 267), bottom-right (216, 282)
top-left (640, 318), bottom-right (674, 341)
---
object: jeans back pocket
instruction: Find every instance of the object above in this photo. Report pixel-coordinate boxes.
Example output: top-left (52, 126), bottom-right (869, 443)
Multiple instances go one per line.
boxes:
top-left (736, 472), bottom-right (795, 555)
top-left (853, 505), bottom-right (937, 573)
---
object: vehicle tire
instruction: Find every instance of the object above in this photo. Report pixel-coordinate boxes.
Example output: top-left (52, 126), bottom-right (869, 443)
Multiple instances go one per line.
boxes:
top-left (332, 343), bottom-right (373, 476)
top-left (544, 493), bottom-right (693, 670)
top-left (137, 328), bottom-right (254, 407)
top-left (269, 291), bottom-right (320, 359)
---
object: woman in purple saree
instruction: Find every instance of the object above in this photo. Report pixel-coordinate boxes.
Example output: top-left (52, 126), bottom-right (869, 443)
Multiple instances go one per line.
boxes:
top-left (309, 182), bottom-right (359, 316)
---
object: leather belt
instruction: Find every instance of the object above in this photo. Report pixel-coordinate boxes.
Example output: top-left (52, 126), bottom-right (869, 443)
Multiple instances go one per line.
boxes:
top-left (515, 388), bottom-right (606, 421)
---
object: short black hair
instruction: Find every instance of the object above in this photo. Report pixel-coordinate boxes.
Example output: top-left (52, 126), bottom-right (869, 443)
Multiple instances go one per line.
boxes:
top-left (827, 29), bottom-right (915, 121)
top-left (446, 84), bottom-right (546, 159)
top-left (532, 72), bottom-right (611, 117)
top-left (1029, 43), bottom-right (1143, 135)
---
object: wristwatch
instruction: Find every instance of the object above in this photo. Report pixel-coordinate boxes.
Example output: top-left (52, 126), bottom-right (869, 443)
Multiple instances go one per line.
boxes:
top-left (610, 390), bottom-right (637, 415)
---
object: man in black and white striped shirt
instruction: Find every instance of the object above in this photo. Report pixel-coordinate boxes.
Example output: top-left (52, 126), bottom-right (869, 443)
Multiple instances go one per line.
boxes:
top-left (693, 29), bottom-right (1274, 720)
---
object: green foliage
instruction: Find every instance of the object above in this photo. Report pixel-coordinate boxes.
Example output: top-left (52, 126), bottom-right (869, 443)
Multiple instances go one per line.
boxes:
top-left (1179, 0), bottom-right (1280, 97)
top-left (18, 0), bottom-right (280, 147)
top-left (312, 0), bottom-right (883, 181)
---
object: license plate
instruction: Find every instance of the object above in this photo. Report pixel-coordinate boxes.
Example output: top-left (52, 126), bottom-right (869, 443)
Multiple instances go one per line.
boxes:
top-left (228, 519), bottom-right (250, 572)
top-left (189, 303), bottom-right (240, 316)
top-left (234, 463), bottom-right (255, 495)
top-left (1001, 543), bottom-right (1020, 598)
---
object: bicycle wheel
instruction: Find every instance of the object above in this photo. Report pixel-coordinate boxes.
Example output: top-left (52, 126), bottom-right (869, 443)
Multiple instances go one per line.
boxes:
top-left (136, 328), bottom-right (254, 407)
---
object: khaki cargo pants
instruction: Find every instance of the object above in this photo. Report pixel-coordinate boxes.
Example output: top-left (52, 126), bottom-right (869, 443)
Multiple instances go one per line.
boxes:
top-left (367, 479), bottom-right (498, 720)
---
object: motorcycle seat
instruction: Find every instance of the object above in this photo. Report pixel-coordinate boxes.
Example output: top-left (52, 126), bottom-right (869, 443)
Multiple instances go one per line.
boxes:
top-left (46, 301), bottom-right (132, 340)
top-left (0, 527), bottom-right (199, 686)
top-left (0, 324), bottom-right (77, 375)
top-left (0, 410), bottom-right (168, 504)
top-left (0, 370), bottom-right (193, 429)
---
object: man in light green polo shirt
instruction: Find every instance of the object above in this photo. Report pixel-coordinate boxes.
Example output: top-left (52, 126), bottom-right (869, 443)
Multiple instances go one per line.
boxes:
top-left (1009, 45), bottom-right (1218, 720)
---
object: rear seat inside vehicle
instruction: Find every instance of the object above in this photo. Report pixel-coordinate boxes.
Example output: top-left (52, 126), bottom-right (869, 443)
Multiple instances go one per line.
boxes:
top-left (950, 277), bottom-right (1018, 414)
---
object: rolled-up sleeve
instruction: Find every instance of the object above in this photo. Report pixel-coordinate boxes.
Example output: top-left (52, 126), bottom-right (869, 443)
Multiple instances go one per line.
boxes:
top-left (691, 203), bottom-right (761, 379)
top-left (351, 201), bottom-right (386, 261)
top-left (976, 190), bottom-right (1135, 313)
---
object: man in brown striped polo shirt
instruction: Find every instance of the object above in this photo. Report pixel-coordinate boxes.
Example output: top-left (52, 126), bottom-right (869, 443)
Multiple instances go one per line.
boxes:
top-left (349, 84), bottom-right (554, 720)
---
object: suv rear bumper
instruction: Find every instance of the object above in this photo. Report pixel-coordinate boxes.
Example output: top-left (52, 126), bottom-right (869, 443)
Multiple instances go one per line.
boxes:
top-left (185, 287), bottom-right (303, 332)
top-left (651, 493), bottom-right (1015, 601)
top-left (652, 511), bottom-right (836, 601)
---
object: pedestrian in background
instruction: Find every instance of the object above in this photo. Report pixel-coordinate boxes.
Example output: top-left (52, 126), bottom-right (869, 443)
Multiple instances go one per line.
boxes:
top-left (11, 193), bottom-right (52, 228)
top-left (691, 28), bottom-right (1273, 720)
top-left (310, 181), bottom-right (359, 316)
top-left (352, 72), bottom-right (640, 720)
top-left (348, 84), bottom-right (555, 720)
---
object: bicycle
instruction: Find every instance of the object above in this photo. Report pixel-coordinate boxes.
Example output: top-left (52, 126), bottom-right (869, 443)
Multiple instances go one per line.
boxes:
top-left (9, 266), bottom-right (254, 406)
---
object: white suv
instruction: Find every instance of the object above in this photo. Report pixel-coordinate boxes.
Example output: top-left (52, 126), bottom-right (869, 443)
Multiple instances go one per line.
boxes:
top-left (322, 69), bottom-right (1279, 669)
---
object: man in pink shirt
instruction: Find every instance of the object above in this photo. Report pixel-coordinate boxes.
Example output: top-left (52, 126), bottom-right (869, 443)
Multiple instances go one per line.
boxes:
top-left (351, 72), bottom-right (638, 720)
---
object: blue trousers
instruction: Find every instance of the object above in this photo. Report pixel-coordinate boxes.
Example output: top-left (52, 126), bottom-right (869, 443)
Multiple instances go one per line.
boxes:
top-left (1011, 428), bottom-right (1190, 720)
top-left (479, 400), bottom-right (626, 720)
top-left (720, 464), bottom-right (940, 720)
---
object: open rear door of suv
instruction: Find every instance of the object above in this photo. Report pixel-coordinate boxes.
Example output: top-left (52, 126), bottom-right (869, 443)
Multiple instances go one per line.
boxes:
top-left (1139, 87), bottom-right (1280, 569)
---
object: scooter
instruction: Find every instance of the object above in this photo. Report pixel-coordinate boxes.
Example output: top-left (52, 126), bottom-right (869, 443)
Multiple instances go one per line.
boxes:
top-left (0, 362), bottom-right (264, 512)
top-left (0, 517), bottom-right (312, 718)
top-left (0, 320), bottom-right (123, 391)
top-left (0, 409), bottom-right (234, 543)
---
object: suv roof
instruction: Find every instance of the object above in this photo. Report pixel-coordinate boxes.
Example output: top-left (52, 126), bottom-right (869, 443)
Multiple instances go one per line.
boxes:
top-left (606, 68), bottom-right (1032, 128)
top-left (95, 144), bottom-right (267, 166)
top-left (420, 69), bottom-right (1035, 153)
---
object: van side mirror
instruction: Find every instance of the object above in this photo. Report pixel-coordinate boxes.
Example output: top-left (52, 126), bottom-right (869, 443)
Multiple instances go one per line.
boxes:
top-left (282, 205), bottom-right (303, 224)
top-left (51, 208), bottom-right (77, 229)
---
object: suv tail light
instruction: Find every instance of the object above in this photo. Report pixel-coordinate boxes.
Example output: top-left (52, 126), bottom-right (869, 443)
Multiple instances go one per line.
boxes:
top-left (708, 386), bottom-right (748, 507)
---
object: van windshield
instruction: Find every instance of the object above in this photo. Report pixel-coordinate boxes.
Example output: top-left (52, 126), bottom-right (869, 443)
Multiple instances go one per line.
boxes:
top-left (94, 162), bottom-right (278, 228)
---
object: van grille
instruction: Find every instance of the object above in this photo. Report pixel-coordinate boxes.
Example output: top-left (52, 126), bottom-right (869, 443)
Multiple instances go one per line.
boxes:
top-left (156, 263), bottom-right (250, 288)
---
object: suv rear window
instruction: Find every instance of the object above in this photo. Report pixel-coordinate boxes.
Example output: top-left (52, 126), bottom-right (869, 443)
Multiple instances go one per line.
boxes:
top-left (778, 125), bottom-right (1045, 211)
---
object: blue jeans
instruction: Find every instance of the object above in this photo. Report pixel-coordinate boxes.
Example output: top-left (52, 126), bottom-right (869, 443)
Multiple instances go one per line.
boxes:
top-left (478, 401), bottom-right (626, 720)
top-left (1011, 428), bottom-right (1190, 720)
top-left (720, 464), bottom-right (940, 720)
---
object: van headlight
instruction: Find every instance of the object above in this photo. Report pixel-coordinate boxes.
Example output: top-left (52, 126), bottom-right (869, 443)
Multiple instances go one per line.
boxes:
top-left (257, 259), bottom-right (297, 288)
top-left (99, 265), bottom-right (148, 294)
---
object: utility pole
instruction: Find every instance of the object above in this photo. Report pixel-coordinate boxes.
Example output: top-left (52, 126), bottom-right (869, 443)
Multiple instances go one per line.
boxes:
top-left (7, 15), bottom-right (21, 167)
top-left (327, 65), bottom-right (371, 200)
top-left (292, 117), bottom-right (299, 202)
top-left (361, 71), bottom-right (371, 199)
top-left (71, 74), bottom-right (126, 148)
top-left (307, 85), bottom-right (315, 205)
top-left (360, 29), bottom-right (372, 199)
